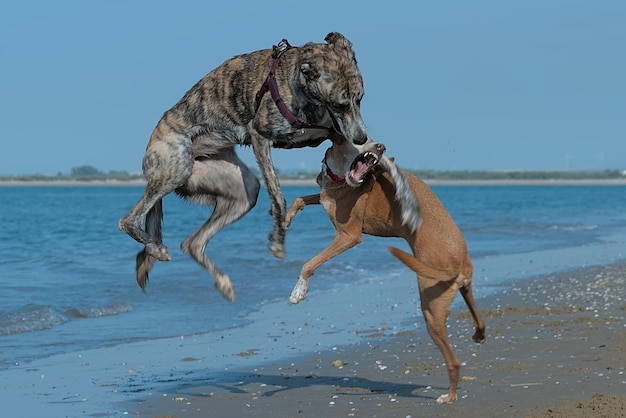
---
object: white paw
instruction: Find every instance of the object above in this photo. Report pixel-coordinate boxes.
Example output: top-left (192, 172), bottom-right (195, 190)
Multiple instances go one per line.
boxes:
top-left (436, 393), bottom-right (457, 404)
top-left (288, 276), bottom-right (308, 304)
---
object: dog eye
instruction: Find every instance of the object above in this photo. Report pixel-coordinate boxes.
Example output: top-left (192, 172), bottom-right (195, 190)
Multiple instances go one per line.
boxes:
top-left (332, 103), bottom-right (350, 112)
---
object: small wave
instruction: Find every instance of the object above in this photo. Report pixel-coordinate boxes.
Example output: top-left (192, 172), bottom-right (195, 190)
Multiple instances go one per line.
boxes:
top-left (547, 224), bottom-right (598, 232)
top-left (0, 304), bottom-right (70, 336)
top-left (65, 301), bottom-right (132, 318)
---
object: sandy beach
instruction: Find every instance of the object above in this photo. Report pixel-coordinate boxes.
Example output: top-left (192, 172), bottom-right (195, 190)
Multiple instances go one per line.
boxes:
top-left (112, 262), bottom-right (626, 418)
top-left (1, 253), bottom-right (624, 417)
top-left (1, 259), bottom-right (625, 418)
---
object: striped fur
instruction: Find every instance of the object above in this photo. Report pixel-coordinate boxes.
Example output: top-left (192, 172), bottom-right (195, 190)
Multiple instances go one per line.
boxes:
top-left (118, 33), bottom-right (367, 301)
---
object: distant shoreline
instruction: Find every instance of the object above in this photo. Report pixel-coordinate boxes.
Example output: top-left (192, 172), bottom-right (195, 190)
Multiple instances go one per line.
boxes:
top-left (2, 178), bottom-right (626, 187)
top-left (0, 179), bottom-right (149, 187)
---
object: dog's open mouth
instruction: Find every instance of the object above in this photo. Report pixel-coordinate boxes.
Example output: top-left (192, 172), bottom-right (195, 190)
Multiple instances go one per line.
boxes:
top-left (347, 144), bottom-right (385, 186)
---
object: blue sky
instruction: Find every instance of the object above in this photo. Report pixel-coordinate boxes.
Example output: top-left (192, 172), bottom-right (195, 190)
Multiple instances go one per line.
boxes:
top-left (1, 0), bottom-right (624, 175)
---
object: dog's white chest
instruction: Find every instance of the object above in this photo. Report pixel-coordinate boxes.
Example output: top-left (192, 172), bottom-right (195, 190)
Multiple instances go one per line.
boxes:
top-left (321, 198), bottom-right (332, 214)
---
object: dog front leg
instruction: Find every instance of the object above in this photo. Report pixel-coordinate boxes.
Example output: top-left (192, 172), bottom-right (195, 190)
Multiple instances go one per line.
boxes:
top-left (285, 194), bottom-right (320, 228)
top-left (250, 130), bottom-right (286, 259)
top-left (289, 232), bottom-right (361, 304)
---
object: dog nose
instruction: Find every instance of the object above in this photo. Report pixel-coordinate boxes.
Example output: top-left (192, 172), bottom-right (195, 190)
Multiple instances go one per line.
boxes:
top-left (376, 143), bottom-right (386, 153)
top-left (352, 134), bottom-right (368, 145)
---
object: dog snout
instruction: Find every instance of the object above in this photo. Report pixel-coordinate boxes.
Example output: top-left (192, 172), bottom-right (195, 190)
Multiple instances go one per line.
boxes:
top-left (334, 109), bottom-right (367, 145)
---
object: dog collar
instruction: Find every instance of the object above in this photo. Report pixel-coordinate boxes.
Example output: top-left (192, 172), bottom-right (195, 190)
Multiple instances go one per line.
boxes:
top-left (254, 39), bottom-right (333, 131)
top-left (322, 161), bottom-right (346, 184)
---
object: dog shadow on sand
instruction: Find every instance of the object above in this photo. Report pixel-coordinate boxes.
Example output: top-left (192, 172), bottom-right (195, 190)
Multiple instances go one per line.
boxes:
top-left (126, 368), bottom-right (446, 405)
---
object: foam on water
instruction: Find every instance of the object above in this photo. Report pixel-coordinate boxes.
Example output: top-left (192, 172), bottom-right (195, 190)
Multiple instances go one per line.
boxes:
top-left (0, 304), bottom-right (70, 335)
top-left (65, 300), bottom-right (133, 319)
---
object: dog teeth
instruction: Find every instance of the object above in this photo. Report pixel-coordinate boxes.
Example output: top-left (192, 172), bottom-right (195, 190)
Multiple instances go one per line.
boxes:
top-left (363, 152), bottom-right (379, 162)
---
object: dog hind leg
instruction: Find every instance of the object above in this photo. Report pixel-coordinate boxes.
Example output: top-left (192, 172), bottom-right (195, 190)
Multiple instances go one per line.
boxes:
top-left (419, 279), bottom-right (461, 404)
top-left (118, 131), bottom-right (193, 261)
top-left (460, 283), bottom-right (486, 343)
top-left (179, 150), bottom-right (260, 302)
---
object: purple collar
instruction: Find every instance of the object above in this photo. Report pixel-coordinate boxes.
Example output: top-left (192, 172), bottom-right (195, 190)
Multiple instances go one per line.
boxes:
top-left (254, 39), bottom-right (331, 131)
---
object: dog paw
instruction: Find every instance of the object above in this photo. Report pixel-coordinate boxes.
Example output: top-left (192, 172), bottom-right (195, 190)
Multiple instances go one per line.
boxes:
top-left (288, 294), bottom-right (304, 304)
top-left (268, 242), bottom-right (286, 260)
top-left (285, 205), bottom-right (305, 228)
top-left (288, 276), bottom-right (308, 304)
top-left (214, 275), bottom-right (235, 302)
top-left (472, 329), bottom-right (486, 344)
top-left (436, 393), bottom-right (457, 404)
top-left (146, 243), bottom-right (171, 262)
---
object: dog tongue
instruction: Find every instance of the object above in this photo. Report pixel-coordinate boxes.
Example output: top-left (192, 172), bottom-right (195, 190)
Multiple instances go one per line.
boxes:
top-left (350, 160), bottom-right (368, 183)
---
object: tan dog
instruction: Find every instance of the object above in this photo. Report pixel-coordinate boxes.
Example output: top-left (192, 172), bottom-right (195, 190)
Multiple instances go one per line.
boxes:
top-left (285, 137), bottom-right (486, 404)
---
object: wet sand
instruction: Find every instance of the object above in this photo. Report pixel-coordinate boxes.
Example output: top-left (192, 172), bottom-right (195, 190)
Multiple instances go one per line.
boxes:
top-left (123, 262), bottom-right (626, 418)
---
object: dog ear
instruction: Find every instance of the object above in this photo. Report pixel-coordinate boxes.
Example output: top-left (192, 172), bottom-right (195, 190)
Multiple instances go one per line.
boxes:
top-left (325, 32), bottom-right (356, 62)
top-left (325, 32), bottom-right (353, 50)
top-left (300, 62), bottom-right (320, 81)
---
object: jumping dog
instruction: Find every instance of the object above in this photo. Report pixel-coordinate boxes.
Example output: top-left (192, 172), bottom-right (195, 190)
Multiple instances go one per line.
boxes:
top-left (285, 137), bottom-right (486, 404)
top-left (118, 33), bottom-right (369, 301)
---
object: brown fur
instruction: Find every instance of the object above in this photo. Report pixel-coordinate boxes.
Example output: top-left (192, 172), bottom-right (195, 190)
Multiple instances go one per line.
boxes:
top-left (285, 138), bottom-right (486, 404)
top-left (117, 33), bottom-right (367, 301)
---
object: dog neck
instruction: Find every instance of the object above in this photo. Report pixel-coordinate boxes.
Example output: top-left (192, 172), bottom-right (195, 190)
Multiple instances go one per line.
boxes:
top-left (322, 161), bottom-right (346, 184)
top-left (321, 147), bottom-right (347, 184)
top-left (254, 39), bottom-right (332, 132)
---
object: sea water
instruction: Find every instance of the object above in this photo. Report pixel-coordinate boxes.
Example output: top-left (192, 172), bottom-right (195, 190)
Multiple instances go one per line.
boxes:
top-left (1, 184), bottom-right (625, 368)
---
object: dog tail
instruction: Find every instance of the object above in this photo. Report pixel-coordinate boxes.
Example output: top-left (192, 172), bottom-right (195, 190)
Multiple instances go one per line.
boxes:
top-left (135, 199), bottom-right (164, 291)
top-left (388, 246), bottom-right (458, 282)
top-left (379, 156), bottom-right (421, 233)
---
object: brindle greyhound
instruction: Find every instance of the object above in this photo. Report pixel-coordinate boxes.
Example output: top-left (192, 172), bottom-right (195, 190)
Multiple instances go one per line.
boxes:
top-left (118, 33), bottom-right (371, 301)
top-left (285, 137), bottom-right (485, 404)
